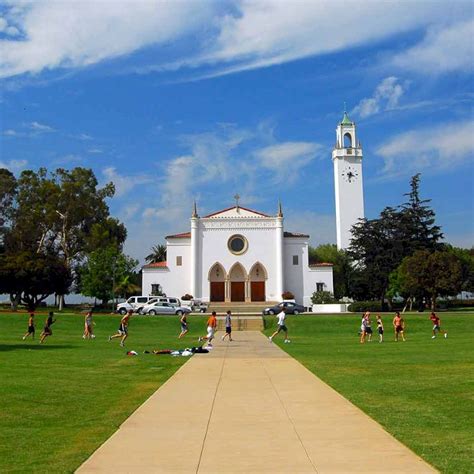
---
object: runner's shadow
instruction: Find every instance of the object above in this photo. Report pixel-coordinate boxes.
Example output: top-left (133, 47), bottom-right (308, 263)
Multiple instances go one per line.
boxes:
top-left (0, 344), bottom-right (74, 352)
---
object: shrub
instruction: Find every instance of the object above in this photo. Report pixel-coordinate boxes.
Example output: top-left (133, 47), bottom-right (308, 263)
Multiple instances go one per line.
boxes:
top-left (281, 291), bottom-right (294, 300)
top-left (181, 294), bottom-right (193, 301)
top-left (311, 291), bottom-right (337, 304)
top-left (348, 301), bottom-right (384, 313)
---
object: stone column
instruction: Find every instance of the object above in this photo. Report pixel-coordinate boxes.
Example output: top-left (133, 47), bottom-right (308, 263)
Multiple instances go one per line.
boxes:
top-left (190, 217), bottom-right (199, 298)
top-left (245, 277), bottom-right (251, 302)
top-left (275, 216), bottom-right (284, 300)
top-left (225, 277), bottom-right (230, 302)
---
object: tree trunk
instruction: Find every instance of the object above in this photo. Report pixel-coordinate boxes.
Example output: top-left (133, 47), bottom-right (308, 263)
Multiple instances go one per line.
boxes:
top-left (58, 295), bottom-right (64, 311)
top-left (10, 293), bottom-right (21, 311)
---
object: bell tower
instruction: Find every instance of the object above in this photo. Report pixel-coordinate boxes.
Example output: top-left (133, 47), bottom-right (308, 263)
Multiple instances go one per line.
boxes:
top-left (332, 109), bottom-right (365, 250)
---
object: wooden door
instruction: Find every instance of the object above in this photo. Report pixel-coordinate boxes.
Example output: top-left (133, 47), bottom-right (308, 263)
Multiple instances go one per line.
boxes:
top-left (251, 281), bottom-right (265, 301)
top-left (231, 282), bottom-right (245, 302)
top-left (210, 282), bottom-right (225, 302)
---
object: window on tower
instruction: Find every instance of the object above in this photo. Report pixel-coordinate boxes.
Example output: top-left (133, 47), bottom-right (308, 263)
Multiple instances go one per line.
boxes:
top-left (344, 133), bottom-right (352, 148)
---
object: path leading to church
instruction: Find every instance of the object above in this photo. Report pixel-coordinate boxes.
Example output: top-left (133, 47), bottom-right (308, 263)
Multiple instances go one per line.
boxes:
top-left (77, 332), bottom-right (435, 473)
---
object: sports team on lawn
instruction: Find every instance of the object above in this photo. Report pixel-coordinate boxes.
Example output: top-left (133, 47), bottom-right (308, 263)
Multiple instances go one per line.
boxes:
top-left (19, 306), bottom-right (448, 347)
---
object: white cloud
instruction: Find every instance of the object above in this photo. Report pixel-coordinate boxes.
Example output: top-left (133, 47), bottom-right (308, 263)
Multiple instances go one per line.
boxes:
top-left (376, 120), bottom-right (474, 179)
top-left (0, 1), bottom-right (213, 78)
top-left (29, 121), bottom-right (54, 132)
top-left (392, 19), bottom-right (474, 74)
top-left (102, 166), bottom-right (152, 198)
top-left (0, 159), bottom-right (28, 173)
top-left (0, 16), bottom-right (19, 36)
top-left (87, 147), bottom-right (103, 154)
top-left (3, 129), bottom-right (19, 136)
top-left (0, 1), bottom-right (470, 80)
top-left (255, 141), bottom-right (322, 182)
top-left (352, 77), bottom-right (405, 118)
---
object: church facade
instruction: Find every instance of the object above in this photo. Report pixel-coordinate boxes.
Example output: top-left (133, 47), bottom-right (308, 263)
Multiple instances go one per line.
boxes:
top-left (142, 113), bottom-right (364, 305)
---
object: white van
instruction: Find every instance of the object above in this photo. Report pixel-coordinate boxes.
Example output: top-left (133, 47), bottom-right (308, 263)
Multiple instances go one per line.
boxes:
top-left (116, 296), bottom-right (159, 315)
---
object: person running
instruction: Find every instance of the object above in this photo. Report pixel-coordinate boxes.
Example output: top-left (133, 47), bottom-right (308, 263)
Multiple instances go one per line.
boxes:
top-left (40, 311), bottom-right (56, 344)
top-left (221, 310), bottom-right (233, 342)
top-left (199, 311), bottom-right (217, 347)
top-left (178, 313), bottom-right (189, 338)
top-left (269, 308), bottom-right (290, 343)
top-left (362, 311), bottom-right (372, 342)
top-left (83, 311), bottom-right (95, 339)
top-left (393, 311), bottom-right (406, 342)
top-left (430, 312), bottom-right (448, 339)
top-left (109, 310), bottom-right (132, 347)
top-left (376, 314), bottom-right (384, 343)
top-left (22, 312), bottom-right (35, 340)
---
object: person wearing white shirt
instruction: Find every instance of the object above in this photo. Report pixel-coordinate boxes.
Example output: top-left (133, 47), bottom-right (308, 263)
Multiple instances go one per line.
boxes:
top-left (269, 308), bottom-right (290, 343)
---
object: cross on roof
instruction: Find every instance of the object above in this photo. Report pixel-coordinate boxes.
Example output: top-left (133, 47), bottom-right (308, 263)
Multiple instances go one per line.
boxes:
top-left (234, 193), bottom-right (240, 208)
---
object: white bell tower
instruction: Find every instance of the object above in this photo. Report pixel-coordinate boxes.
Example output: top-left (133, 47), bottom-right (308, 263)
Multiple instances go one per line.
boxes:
top-left (332, 109), bottom-right (365, 250)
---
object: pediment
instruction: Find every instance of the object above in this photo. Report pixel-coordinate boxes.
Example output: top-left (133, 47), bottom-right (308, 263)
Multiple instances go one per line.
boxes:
top-left (203, 206), bottom-right (270, 219)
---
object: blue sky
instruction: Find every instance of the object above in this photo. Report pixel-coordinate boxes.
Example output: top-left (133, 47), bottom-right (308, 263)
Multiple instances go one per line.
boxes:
top-left (1, 0), bottom-right (473, 263)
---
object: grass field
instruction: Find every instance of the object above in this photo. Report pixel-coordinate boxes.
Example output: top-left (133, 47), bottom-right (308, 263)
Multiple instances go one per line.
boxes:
top-left (264, 312), bottom-right (474, 474)
top-left (0, 311), bottom-right (473, 473)
top-left (0, 312), bottom-right (208, 473)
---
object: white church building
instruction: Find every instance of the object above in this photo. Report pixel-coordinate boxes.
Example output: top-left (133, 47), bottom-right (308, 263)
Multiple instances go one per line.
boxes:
top-left (142, 112), bottom-right (364, 306)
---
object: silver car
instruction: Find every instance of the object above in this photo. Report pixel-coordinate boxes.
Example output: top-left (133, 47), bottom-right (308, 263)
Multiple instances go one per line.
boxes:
top-left (143, 302), bottom-right (191, 316)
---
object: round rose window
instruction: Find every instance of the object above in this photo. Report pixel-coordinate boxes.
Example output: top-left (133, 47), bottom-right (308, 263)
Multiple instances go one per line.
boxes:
top-left (228, 235), bottom-right (248, 255)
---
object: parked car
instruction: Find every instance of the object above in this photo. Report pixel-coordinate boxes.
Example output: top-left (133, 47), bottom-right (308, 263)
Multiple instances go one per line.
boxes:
top-left (181, 299), bottom-right (208, 313)
top-left (142, 302), bottom-right (191, 316)
top-left (262, 301), bottom-right (306, 315)
top-left (138, 297), bottom-right (181, 314)
top-left (116, 296), bottom-right (158, 315)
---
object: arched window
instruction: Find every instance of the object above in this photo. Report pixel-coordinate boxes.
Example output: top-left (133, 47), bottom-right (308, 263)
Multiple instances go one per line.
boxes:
top-left (344, 132), bottom-right (352, 148)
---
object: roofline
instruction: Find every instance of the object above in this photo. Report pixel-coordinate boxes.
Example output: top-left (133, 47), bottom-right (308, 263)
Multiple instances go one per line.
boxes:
top-left (202, 205), bottom-right (271, 218)
top-left (165, 232), bottom-right (191, 239)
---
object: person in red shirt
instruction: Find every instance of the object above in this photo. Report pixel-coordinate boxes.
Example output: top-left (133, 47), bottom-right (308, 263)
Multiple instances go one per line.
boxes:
top-left (392, 312), bottom-right (406, 342)
top-left (199, 311), bottom-right (217, 347)
top-left (430, 312), bottom-right (447, 339)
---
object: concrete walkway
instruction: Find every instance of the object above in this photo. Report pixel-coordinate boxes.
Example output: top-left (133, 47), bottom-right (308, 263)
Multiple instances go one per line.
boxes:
top-left (78, 332), bottom-right (436, 473)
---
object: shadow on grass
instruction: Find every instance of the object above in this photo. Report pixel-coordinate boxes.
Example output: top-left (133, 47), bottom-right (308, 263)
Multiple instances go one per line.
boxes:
top-left (0, 344), bottom-right (74, 351)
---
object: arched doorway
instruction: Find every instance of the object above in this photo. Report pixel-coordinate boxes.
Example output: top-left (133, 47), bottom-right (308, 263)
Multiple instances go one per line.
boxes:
top-left (249, 262), bottom-right (267, 302)
top-left (209, 263), bottom-right (226, 302)
top-left (228, 262), bottom-right (246, 302)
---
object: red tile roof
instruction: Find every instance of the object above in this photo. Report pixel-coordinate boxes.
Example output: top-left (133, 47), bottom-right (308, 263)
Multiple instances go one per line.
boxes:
top-left (309, 262), bottom-right (334, 267)
top-left (284, 231), bottom-right (310, 238)
top-left (142, 261), bottom-right (168, 269)
top-left (203, 205), bottom-right (270, 218)
top-left (165, 232), bottom-right (191, 239)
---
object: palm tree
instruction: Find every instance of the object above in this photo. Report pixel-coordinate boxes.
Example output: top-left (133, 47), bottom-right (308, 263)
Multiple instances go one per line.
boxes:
top-left (114, 275), bottom-right (141, 299)
top-left (145, 244), bottom-right (167, 263)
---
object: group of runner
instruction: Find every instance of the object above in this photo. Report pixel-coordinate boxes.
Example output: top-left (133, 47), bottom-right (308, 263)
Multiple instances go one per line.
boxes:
top-left (22, 311), bottom-right (56, 344)
top-left (20, 307), bottom-right (447, 347)
top-left (359, 311), bottom-right (448, 343)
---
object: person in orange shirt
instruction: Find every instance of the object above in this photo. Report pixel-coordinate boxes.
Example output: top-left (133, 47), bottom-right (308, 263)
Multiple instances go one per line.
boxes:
top-left (393, 312), bottom-right (406, 342)
top-left (199, 311), bottom-right (217, 347)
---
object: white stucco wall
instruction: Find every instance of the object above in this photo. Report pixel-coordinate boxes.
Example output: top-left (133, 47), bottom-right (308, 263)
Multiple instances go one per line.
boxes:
top-left (283, 238), bottom-right (307, 304)
top-left (142, 239), bottom-right (191, 298)
top-left (198, 217), bottom-right (279, 301)
top-left (303, 266), bottom-right (334, 307)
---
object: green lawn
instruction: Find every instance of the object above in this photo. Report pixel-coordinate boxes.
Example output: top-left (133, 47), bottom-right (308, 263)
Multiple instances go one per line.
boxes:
top-left (1, 312), bottom-right (473, 473)
top-left (264, 312), bottom-right (474, 474)
top-left (0, 312), bottom-right (207, 473)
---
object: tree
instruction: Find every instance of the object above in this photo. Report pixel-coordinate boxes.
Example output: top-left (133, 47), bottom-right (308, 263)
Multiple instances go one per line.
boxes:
top-left (445, 246), bottom-right (474, 294)
top-left (79, 247), bottom-right (138, 305)
top-left (347, 174), bottom-right (444, 304)
top-left (145, 244), bottom-right (167, 264)
top-left (398, 173), bottom-right (444, 254)
top-left (0, 250), bottom-right (72, 310)
top-left (309, 244), bottom-right (351, 299)
top-left (0, 167), bottom-right (121, 310)
top-left (114, 275), bottom-right (141, 299)
top-left (397, 250), bottom-right (463, 310)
